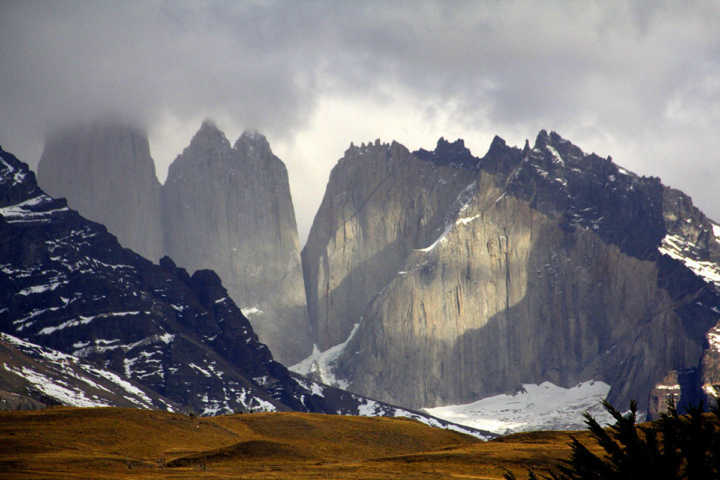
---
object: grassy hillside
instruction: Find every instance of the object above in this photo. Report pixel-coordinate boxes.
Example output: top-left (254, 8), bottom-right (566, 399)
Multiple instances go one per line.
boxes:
top-left (0, 407), bottom-right (597, 479)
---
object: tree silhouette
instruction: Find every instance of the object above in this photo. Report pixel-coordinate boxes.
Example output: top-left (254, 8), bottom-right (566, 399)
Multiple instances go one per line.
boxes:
top-left (504, 399), bottom-right (720, 480)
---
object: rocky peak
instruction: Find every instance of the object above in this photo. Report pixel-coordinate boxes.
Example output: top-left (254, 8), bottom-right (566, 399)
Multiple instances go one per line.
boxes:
top-left (36, 121), bottom-right (163, 261)
top-left (178, 120), bottom-right (233, 168)
top-left (487, 135), bottom-right (508, 154)
top-left (0, 145), bottom-right (40, 205)
top-left (533, 129), bottom-right (551, 149)
top-left (479, 134), bottom-right (522, 177)
top-left (531, 130), bottom-right (584, 164)
top-left (194, 119), bottom-right (230, 145)
top-left (162, 123), bottom-right (310, 364)
top-left (234, 129), bottom-right (271, 157)
top-left (414, 137), bottom-right (478, 169)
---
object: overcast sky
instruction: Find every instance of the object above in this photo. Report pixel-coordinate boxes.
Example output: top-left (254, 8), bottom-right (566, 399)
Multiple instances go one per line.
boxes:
top-left (1, 0), bottom-right (719, 241)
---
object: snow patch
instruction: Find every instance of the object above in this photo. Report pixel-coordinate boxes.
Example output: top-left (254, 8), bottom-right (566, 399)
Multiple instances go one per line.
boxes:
top-left (188, 362), bottom-right (212, 378)
top-left (415, 181), bottom-right (478, 253)
top-left (17, 280), bottom-right (67, 296)
top-left (241, 306), bottom-right (263, 317)
top-left (3, 364), bottom-right (111, 407)
top-left (456, 214), bottom-right (480, 226)
top-left (158, 333), bottom-right (175, 344)
top-left (358, 399), bottom-right (381, 416)
top-left (38, 311), bottom-right (142, 335)
top-left (424, 380), bottom-right (613, 435)
top-left (38, 315), bottom-right (95, 335)
top-left (545, 145), bottom-right (564, 166)
top-left (294, 377), bottom-right (326, 397)
top-left (0, 194), bottom-right (69, 223)
top-left (415, 223), bottom-right (452, 252)
top-left (290, 323), bottom-right (359, 389)
top-left (707, 326), bottom-right (720, 351)
top-left (81, 365), bottom-right (154, 407)
top-left (250, 397), bottom-right (277, 412)
top-left (659, 234), bottom-right (720, 285)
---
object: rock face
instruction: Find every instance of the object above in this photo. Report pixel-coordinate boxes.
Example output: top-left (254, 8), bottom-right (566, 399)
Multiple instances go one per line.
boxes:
top-left (1, 145), bottom-right (486, 437)
top-left (162, 122), bottom-right (310, 364)
top-left (301, 132), bottom-right (720, 414)
top-left (37, 121), bottom-right (311, 365)
top-left (37, 122), bottom-right (163, 261)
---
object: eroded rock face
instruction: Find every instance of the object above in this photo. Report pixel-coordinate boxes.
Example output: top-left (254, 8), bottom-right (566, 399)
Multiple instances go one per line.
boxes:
top-left (37, 122), bottom-right (163, 261)
top-left (302, 139), bottom-right (477, 350)
top-left (302, 132), bottom-right (720, 413)
top-left (163, 122), bottom-right (311, 364)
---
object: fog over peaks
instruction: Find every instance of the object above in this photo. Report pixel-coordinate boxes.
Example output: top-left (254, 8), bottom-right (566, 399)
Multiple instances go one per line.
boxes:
top-left (1, 1), bottom-right (718, 239)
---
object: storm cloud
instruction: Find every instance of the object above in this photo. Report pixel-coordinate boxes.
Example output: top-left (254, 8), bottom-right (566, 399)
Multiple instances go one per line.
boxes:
top-left (1, 0), bottom-right (719, 239)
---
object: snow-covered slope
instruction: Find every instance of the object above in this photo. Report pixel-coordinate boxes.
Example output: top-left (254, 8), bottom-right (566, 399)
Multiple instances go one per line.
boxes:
top-left (0, 332), bottom-right (172, 410)
top-left (289, 373), bottom-right (492, 439)
top-left (424, 381), bottom-right (614, 435)
top-left (659, 232), bottom-right (720, 286)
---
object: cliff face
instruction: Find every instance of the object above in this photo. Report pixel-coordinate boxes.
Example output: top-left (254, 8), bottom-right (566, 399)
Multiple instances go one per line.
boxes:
top-left (302, 132), bottom-right (720, 412)
top-left (302, 139), bottom-right (477, 350)
top-left (37, 122), bottom-right (163, 261)
top-left (162, 122), bottom-right (310, 364)
top-left (37, 121), bottom-right (311, 365)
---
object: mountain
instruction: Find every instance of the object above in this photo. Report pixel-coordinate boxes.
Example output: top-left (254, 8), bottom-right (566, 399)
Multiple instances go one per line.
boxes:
top-left (37, 121), bottom-right (311, 365)
top-left (162, 121), bottom-right (310, 364)
top-left (37, 122), bottom-right (163, 261)
top-left (0, 145), bottom-right (488, 437)
top-left (300, 132), bottom-right (720, 418)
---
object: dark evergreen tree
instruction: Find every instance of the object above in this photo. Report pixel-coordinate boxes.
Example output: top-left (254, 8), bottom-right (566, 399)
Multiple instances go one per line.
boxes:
top-left (504, 400), bottom-right (720, 480)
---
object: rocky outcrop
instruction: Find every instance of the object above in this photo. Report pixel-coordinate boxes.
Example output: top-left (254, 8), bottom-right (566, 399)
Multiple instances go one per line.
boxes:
top-left (302, 132), bottom-right (720, 414)
top-left (37, 122), bottom-right (163, 261)
top-left (162, 122), bottom-right (310, 364)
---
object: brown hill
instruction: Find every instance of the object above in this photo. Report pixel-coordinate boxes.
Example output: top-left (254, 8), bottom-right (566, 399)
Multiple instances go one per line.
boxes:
top-left (0, 407), bottom-right (596, 479)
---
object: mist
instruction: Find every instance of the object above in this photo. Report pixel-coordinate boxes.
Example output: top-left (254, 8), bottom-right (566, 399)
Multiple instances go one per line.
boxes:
top-left (1, 0), bottom-right (719, 241)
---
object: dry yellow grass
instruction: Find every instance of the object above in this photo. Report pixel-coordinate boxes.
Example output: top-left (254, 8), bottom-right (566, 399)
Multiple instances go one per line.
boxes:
top-left (0, 407), bottom-right (596, 479)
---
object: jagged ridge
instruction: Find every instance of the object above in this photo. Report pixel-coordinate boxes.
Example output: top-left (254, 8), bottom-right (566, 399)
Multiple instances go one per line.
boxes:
top-left (301, 130), bottom-right (720, 418)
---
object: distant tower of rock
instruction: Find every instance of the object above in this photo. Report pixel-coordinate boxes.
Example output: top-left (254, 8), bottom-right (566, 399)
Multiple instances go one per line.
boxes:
top-left (37, 119), bottom-right (312, 365)
top-left (162, 121), bottom-right (311, 364)
top-left (37, 121), bottom-right (163, 261)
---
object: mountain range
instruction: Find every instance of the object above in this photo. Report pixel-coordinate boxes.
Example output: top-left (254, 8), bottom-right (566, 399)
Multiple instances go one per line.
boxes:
top-left (4, 120), bottom-right (720, 434)
top-left (38, 121), bottom-right (309, 365)
top-left (0, 144), bottom-right (487, 437)
top-left (300, 131), bottom-right (720, 421)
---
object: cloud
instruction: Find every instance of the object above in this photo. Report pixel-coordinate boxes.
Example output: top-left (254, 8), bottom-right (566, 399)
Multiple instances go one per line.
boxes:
top-left (1, 0), bottom-right (719, 238)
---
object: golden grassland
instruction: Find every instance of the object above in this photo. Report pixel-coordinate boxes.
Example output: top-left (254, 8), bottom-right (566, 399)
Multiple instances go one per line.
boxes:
top-left (0, 407), bottom-right (599, 479)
